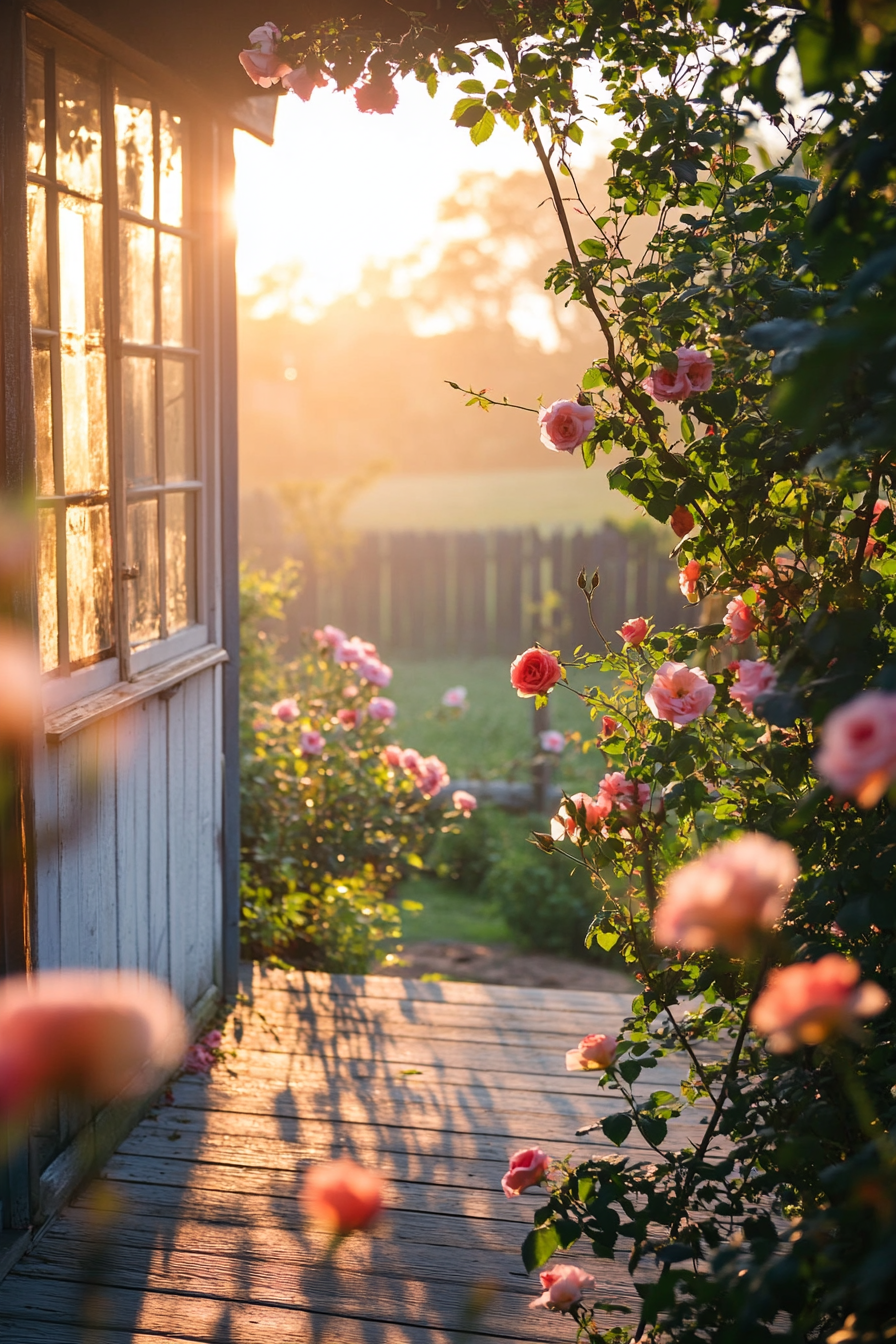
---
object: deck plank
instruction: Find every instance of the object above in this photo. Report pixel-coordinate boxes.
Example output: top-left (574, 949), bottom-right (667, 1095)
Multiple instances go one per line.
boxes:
top-left (0, 966), bottom-right (672, 1341)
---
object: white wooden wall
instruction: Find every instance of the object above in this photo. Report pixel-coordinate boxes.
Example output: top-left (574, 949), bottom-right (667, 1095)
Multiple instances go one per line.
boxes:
top-left (31, 664), bottom-right (223, 1153)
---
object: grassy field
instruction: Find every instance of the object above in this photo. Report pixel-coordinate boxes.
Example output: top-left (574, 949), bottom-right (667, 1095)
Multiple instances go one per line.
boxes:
top-left (388, 655), bottom-right (615, 790)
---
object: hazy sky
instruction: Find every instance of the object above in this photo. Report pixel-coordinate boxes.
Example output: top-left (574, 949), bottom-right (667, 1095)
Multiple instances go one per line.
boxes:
top-left (234, 69), bottom-right (609, 321)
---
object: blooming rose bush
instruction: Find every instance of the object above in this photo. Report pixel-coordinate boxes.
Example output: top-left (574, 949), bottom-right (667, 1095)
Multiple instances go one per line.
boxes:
top-left (240, 565), bottom-right (455, 972)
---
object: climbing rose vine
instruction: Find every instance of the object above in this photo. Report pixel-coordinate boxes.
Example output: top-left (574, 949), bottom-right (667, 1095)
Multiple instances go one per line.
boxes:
top-left (242, 3), bottom-right (896, 1340)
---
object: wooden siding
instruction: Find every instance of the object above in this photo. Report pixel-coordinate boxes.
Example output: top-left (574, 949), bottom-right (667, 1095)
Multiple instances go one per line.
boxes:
top-left (31, 664), bottom-right (224, 1162)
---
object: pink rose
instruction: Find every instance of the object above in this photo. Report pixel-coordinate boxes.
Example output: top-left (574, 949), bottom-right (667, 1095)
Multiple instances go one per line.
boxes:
top-left (670, 505), bottom-right (694, 538)
top-left (238, 50), bottom-right (291, 87)
top-left (550, 792), bottom-right (609, 843)
top-left (530, 1265), bottom-right (595, 1312)
top-left (678, 559), bottom-right (702, 603)
top-left (539, 729), bottom-right (565, 753)
top-left (272, 698), bottom-right (299, 723)
top-left (538, 399), bottom-right (596, 454)
top-left (815, 689), bottom-right (896, 807)
top-left (359, 658), bottom-right (393, 688)
top-left (381, 744), bottom-right (404, 768)
top-left (643, 347), bottom-right (714, 402)
top-left (354, 78), bottom-right (399, 115)
top-left (336, 708), bottom-right (359, 729)
top-left (750, 954), bottom-right (889, 1052)
top-left (501, 1147), bottom-right (551, 1197)
top-left (601, 715), bottom-right (618, 736)
top-left (316, 624), bottom-right (346, 648)
top-left (368, 696), bottom-right (396, 723)
top-left (400, 748), bottom-right (421, 773)
top-left (202, 1029), bottom-right (222, 1049)
top-left (0, 625), bottom-right (41, 744)
top-left (452, 789), bottom-right (478, 816)
top-left (724, 594), bottom-right (758, 644)
top-left (343, 684), bottom-right (359, 699)
top-left (729, 659), bottom-right (777, 716)
top-left (645, 661), bottom-right (716, 726)
top-left (619, 616), bottom-right (648, 647)
top-left (304, 1158), bottom-right (385, 1233)
top-left (183, 1043), bottom-right (215, 1075)
top-left (510, 647), bottom-right (564, 698)
top-left (411, 754), bottom-right (450, 799)
top-left (597, 771), bottom-right (636, 808)
top-left (299, 730), bottom-right (325, 755)
top-left (247, 22), bottom-right (282, 52)
top-left (654, 833), bottom-right (799, 953)
top-left (565, 1033), bottom-right (617, 1071)
top-left (675, 346), bottom-right (714, 393)
top-left (282, 65), bottom-right (329, 101)
top-left (441, 686), bottom-right (468, 708)
top-left (0, 971), bottom-right (186, 1121)
top-left (335, 637), bottom-right (367, 665)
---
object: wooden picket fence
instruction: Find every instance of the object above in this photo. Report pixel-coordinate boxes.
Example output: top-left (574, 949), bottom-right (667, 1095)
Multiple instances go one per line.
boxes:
top-left (279, 527), bottom-right (688, 658)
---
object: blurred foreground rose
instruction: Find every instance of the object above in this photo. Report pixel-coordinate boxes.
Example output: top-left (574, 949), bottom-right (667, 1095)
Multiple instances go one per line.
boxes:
top-left (645, 661), bottom-right (715, 726)
top-left (0, 971), bottom-right (186, 1120)
top-left (724, 594), bottom-right (758, 644)
top-left (729, 659), bottom-right (777, 716)
top-left (282, 65), bottom-right (329, 101)
top-left (501, 1147), bottom-right (551, 1197)
top-left (304, 1158), bottom-right (385, 1233)
top-left (619, 617), bottom-right (648, 647)
top-left (751, 954), bottom-right (889, 1052)
top-left (538, 399), bottom-right (595, 454)
top-left (452, 789), bottom-right (478, 816)
top-left (566, 1033), bottom-right (617, 1071)
top-left (815, 689), bottom-right (896, 807)
top-left (654, 833), bottom-right (798, 953)
top-left (530, 1265), bottom-right (595, 1312)
top-left (539, 729), bottom-right (565, 753)
top-left (0, 624), bottom-right (42, 744)
top-left (510, 647), bottom-right (563, 698)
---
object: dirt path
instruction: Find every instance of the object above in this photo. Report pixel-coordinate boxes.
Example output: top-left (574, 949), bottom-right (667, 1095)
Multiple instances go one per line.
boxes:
top-left (379, 940), bottom-right (635, 993)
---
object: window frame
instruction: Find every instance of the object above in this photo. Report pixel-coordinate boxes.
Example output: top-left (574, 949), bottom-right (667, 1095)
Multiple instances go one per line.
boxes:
top-left (26, 16), bottom-right (211, 714)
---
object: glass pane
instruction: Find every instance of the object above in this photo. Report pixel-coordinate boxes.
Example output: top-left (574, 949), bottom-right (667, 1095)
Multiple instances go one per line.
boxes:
top-left (59, 196), bottom-right (107, 494)
top-left (127, 499), bottom-right (161, 646)
top-left (160, 233), bottom-right (188, 346)
top-left (27, 183), bottom-right (49, 328)
top-left (56, 65), bottom-right (102, 199)
top-left (66, 503), bottom-right (113, 664)
top-left (38, 509), bottom-right (59, 673)
top-left (165, 491), bottom-right (195, 633)
top-left (122, 357), bottom-right (156, 485)
top-left (33, 347), bottom-right (54, 495)
top-left (162, 359), bottom-right (194, 481)
top-left (26, 49), bottom-right (46, 176)
top-left (159, 110), bottom-right (184, 226)
top-left (119, 221), bottom-right (155, 345)
top-left (115, 94), bottom-right (154, 219)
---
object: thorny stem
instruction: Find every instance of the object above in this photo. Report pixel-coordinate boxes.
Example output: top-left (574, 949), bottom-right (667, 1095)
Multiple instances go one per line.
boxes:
top-left (583, 589), bottom-right (612, 653)
top-left (632, 954), bottom-right (770, 1341)
top-left (850, 458), bottom-right (884, 589)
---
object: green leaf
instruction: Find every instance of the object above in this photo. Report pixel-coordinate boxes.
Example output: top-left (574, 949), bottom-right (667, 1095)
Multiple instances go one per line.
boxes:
top-left (582, 366), bottom-right (605, 390)
top-left (602, 1113), bottom-right (633, 1146)
top-left (522, 1222), bottom-right (561, 1272)
top-left (595, 929), bottom-right (619, 951)
top-left (582, 435), bottom-right (597, 468)
top-left (458, 78), bottom-right (485, 94)
top-left (401, 899), bottom-right (424, 911)
top-left (619, 1060), bottom-right (642, 1084)
top-left (407, 853), bottom-right (425, 869)
top-left (425, 71), bottom-right (438, 98)
top-left (470, 109), bottom-right (495, 145)
top-left (451, 97), bottom-right (484, 122)
top-left (580, 238), bottom-right (607, 259)
top-left (639, 1116), bottom-right (668, 1147)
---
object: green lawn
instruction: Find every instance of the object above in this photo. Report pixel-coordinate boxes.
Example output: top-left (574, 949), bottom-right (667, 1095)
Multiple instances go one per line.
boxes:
top-left (400, 876), bottom-right (511, 943)
top-left (387, 655), bottom-right (614, 791)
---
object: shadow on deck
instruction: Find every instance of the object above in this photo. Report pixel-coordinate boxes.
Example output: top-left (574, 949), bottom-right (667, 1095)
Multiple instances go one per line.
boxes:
top-left (0, 965), bottom-right (703, 1342)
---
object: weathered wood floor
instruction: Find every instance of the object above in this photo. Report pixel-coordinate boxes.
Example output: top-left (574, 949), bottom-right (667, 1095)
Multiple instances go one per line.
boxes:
top-left (0, 965), bottom-right (704, 1342)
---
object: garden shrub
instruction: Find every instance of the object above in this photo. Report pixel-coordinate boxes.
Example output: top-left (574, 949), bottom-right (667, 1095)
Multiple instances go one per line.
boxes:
top-left (240, 564), bottom-right (452, 972)
top-left (479, 840), bottom-right (598, 958)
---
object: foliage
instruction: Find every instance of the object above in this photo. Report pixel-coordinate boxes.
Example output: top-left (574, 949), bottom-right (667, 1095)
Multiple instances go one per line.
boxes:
top-left (480, 837), bottom-right (601, 957)
top-left (240, 564), bottom-right (447, 972)
top-left (257, 1), bottom-right (896, 1338)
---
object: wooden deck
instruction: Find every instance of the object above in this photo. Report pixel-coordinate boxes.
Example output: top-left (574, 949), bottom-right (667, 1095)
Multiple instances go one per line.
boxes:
top-left (0, 966), bottom-right (702, 1342)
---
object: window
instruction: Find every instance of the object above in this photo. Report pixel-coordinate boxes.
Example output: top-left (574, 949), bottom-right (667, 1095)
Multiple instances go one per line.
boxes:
top-left (26, 21), bottom-right (204, 702)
